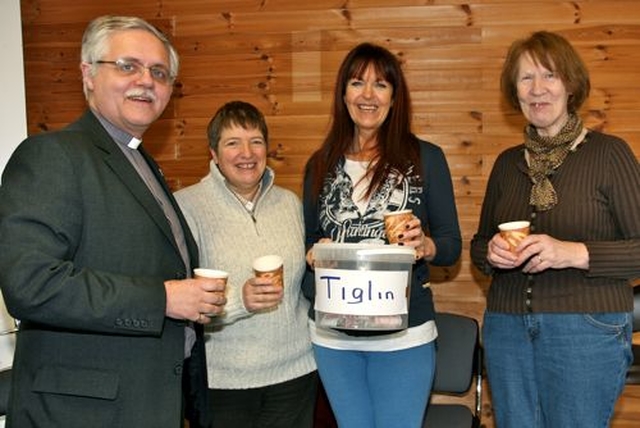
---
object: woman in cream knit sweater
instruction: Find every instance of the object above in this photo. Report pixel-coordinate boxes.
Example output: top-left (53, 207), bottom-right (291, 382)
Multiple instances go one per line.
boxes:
top-left (175, 101), bottom-right (317, 428)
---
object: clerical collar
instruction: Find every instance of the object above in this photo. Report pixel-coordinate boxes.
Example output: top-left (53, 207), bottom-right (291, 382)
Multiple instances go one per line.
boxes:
top-left (127, 137), bottom-right (142, 149)
top-left (93, 110), bottom-right (142, 150)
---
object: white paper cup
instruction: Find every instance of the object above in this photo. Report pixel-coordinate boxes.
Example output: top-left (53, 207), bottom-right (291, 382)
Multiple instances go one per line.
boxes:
top-left (252, 255), bottom-right (284, 288)
top-left (498, 221), bottom-right (530, 251)
top-left (194, 268), bottom-right (228, 317)
top-left (193, 268), bottom-right (229, 282)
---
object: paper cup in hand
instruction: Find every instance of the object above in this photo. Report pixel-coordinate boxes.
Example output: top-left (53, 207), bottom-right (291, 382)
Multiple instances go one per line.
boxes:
top-left (383, 209), bottom-right (413, 244)
top-left (193, 268), bottom-right (228, 317)
top-left (252, 255), bottom-right (284, 288)
top-left (193, 268), bottom-right (228, 294)
top-left (194, 268), bottom-right (229, 283)
top-left (498, 221), bottom-right (530, 252)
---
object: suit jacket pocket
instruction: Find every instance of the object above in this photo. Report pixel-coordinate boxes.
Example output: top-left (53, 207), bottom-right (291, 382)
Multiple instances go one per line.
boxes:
top-left (33, 365), bottom-right (119, 400)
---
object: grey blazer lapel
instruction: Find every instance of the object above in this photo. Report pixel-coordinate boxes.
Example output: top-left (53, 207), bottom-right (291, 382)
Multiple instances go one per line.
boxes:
top-left (82, 115), bottom-right (178, 251)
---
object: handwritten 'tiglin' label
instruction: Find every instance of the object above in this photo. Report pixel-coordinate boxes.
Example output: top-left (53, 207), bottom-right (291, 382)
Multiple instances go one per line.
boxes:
top-left (314, 267), bottom-right (409, 316)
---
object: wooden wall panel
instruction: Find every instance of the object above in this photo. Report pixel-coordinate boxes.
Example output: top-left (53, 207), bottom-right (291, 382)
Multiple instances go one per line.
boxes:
top-left (19, 1), bottom-right (640, 426)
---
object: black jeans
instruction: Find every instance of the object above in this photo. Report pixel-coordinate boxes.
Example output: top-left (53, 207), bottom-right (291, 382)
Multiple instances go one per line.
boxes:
top-left (209, 371), bottom-right (319, 428)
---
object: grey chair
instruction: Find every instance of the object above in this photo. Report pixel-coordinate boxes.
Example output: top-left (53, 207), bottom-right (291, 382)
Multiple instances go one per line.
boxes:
top-left (0, 368), bottom-right (10, 416)
top-left (625, 285), bottom-right (640, 384)
top-left (422, 312), bottom-right (482, 428)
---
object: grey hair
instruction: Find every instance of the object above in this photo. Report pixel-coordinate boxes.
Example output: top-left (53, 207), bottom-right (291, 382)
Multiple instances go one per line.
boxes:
top-left (81, 15), bottom-right (179, 89)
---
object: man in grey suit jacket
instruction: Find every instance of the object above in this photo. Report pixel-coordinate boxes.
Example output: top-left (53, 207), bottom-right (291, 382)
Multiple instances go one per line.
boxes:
top-left (0, 16), bottom-right (223, 428)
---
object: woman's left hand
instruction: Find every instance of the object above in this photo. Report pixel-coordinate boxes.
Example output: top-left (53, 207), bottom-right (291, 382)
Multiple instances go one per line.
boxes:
top-left (397, 216), bottom-right (436, 261)
top-left (242, 277), bottom-right (284, 312)
top-left (517, 234), bottom-right (589, 273)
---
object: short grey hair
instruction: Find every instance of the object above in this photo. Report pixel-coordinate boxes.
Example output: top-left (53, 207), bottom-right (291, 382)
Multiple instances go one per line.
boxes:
top-left (81, 15), bottom-right (179, 81)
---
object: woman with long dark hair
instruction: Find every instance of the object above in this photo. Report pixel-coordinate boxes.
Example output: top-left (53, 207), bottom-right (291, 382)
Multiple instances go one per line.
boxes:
top-left (303, 43), bottom-right (461, 428)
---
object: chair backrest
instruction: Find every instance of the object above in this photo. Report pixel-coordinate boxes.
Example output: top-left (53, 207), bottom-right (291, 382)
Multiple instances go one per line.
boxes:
top-left (432, 313), bottom-right (479, 394)
top-left (633, 285), bottom-right (640, 332)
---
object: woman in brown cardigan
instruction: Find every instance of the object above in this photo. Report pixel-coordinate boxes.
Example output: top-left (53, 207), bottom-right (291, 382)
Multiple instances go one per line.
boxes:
top-left (471, 31), bottom-right (640, 427)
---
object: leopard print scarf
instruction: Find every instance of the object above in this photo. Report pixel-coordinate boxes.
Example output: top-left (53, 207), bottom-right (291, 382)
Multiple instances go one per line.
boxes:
top-left (524, 113), bottom-right (583, 211)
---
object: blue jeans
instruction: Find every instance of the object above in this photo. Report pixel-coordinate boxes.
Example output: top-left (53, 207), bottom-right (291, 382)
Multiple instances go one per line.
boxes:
top-left (483, 312), bottom-right (632, 428)
top-left (313, 343), bottom-right (435, 428)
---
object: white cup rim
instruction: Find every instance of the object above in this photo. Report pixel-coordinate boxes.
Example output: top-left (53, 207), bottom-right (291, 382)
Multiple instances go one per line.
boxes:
top-left (498, 221), bottom-right (530, 231)
top-left (252, 255), bottom-right (283, 272)
top-left (193, 268), bottom-right (229, 279)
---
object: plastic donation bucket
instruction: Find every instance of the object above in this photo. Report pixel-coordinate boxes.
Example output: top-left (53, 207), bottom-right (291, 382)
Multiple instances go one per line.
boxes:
top-left (313, 242), bottom-right (416, 331)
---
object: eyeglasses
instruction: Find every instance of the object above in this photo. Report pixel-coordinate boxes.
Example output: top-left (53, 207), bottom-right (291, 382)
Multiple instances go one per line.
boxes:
top-left (93, 58), bottom-right (174, 85)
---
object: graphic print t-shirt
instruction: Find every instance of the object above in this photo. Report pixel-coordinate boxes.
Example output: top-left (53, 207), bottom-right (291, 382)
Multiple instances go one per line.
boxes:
top-left (318, 158), bottom-right (423, 244)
